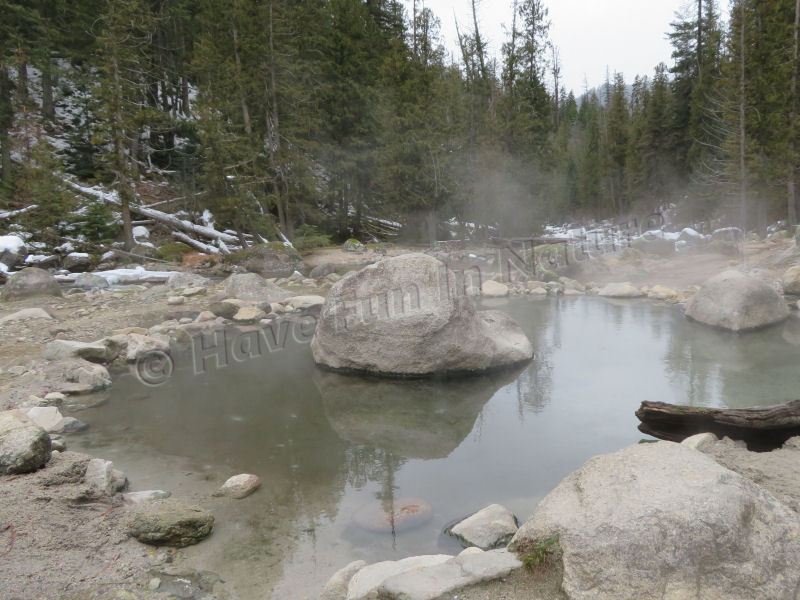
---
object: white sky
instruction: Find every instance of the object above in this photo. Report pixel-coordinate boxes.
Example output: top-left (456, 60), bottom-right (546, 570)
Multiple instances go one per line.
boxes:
top-left (403, 0), bottom-right (732, 93)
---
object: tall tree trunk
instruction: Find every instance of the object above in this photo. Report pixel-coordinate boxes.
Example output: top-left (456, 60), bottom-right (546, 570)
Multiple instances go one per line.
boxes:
top-left (738, 0), bottom-right (747, 232)
top-left (41, 62), bottom-right (55, 121)
top-left (110, 49), bottom-right (135, 250)
top-left (788, 0), bottom-right (800, 227)
top-left (0, 65), bottom-right (14, 186)
top-left (232, 23), bottom-right (252, 135)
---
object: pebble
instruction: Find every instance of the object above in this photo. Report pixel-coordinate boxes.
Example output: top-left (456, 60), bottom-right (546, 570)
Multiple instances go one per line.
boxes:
top-left (148, 578), bottom-right (161, 591)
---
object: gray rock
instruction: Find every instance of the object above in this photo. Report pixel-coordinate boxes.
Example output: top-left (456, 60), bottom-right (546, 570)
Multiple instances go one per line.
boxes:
top-left (114, 332), bottom-right (171, 362)
top-left (0, 267), bottom-right (62, 301)
top-left (223, 272), bottom-right (292, 303)
top-left (0, 307), bottom-right (52, 324)
top-left (73, 273), bottom-right (109, 290)
top-left (312, 254), bottom-right (533, 376)
top-left (345, 549), bottom-right (522, 600)
top-left (208, 300), bottom-right (241, 319)
top-left (61, 252), bottom-right (92, 272)
top-left (285, 295), bottom-right (326, 311)
top-left (166, 271), bottom-right (210, 290)
top-left (598, 282), bottom-right (645, 298)
top-left (84, 458), bottom-right (127, 495)
top-left (322, 560), bottom-right (368, 600)
top-left (228, 244), bottom-right (305, 278)
top-left (447, 503), bottom-right (518, 550)
top-left (216, 473), bottom-right (261, 499)
top-left (128, 498), bottom-right (214, 547)
top-left (65, 360), bottom-right (112, 391)
top-left (166, 295), bottom-right (185, 305)
top-left (510, 441), bottom-right (800, 600)
top-left (782, 265), bottom-right (800, 295)
top-left (681, 431), bottom-right (719, 452)
top-left (25, 406), bottom-right (67, 433)
top-left (481, 280), bottom-right (509, 297)
top-left (310, 262), bottom-right (338, 279)
top-left (41, 339), bottom-right (116, 363)
top-left (232, 306), bottom-right (266, 323)
top-left (0, 410), bottom-right (51, 474)
top-left (685, 270), bottom-right (789, 331)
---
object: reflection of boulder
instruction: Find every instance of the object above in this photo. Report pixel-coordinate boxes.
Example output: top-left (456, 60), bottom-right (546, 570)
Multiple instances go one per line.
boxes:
top-left (315, 365), bottom-right (523, 459)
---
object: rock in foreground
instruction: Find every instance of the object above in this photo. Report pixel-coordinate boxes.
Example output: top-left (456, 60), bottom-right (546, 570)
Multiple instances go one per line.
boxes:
top-left (0, 410), bottom-right (52, 474)
top-left (447, 503), bottom-right (518, 550)
top-left (128, 498), bottom-right (214, 547)
top-left (0, 267), bottom-right (62, 301)
top-left (312, 253), bottom-right (533, 376)
top-left (685, 270), bottom-right (788, 331)
top-left (510, 441), bottom-right (800, 600)
top-left (330, 548), bottom-right (522, 600)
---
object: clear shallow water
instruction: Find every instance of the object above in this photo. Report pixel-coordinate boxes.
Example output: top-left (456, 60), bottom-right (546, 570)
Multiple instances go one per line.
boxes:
top-left (70, 297), bottom-right (800, 598)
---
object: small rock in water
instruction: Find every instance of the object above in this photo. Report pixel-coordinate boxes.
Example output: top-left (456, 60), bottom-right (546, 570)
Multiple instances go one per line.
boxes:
top-left (447, 503), bottom-right (518, 550)
top-left (123, 490), bottom-right (172, 505)
top-left (352, 497), bottom-right (433, 533)
top-left (128, 499), bottom-right (214, 547)
top-left (84, 458), bottom-right (127, 495)
top-left (216, 473), bottom-right (261, 499)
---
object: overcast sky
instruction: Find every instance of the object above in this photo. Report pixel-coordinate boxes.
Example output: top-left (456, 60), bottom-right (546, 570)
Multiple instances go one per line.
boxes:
top-left (402, 0), bottom-right (732, 93)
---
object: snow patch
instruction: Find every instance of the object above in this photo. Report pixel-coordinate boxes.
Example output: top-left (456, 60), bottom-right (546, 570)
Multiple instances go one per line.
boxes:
top-left (24, 254), bottom-right (55, 264)
top-left (132, 225), bottom-right (150, 239)
top-left (0, 235), bottom-right (27, 255)
top-left (85, 266), bottom-right (175, 285)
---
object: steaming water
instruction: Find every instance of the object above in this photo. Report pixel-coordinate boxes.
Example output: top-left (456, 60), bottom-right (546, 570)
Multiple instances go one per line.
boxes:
top-left (70, 297), bottom-right (800, 598)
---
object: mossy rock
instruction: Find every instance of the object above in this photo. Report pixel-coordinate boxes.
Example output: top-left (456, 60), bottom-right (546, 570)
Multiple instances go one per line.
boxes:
top-left (223, 243), bottom-right (305, 277)
top-left (343, 239), bottom-right (366, 252)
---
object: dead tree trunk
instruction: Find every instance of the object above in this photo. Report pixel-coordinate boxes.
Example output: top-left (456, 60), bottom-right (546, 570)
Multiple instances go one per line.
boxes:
top-left (636, 399), bottom-right (800, 450)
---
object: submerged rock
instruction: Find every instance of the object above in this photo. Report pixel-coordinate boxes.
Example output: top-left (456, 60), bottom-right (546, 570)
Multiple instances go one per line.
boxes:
top-left (311, 253), bottom-right (533, 376)
top-left (447, 503), bottom-right (518, 550)
top-left (0, 267), bottom-right (62, 301)
top-left (0, 410), bottom-right (51, 474)
top-left (128, 498), bottom-right (214, 547)
top-left (685, 270), bottom-right (789, 331)
top-left (352, 497), bottom-right (433, 533)
top-left (510, 441), bottom-right (800, 600)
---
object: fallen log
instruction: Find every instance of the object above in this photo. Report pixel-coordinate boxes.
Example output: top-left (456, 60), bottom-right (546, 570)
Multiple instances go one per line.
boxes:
top-left (636, 400), bottom-right (800, 450)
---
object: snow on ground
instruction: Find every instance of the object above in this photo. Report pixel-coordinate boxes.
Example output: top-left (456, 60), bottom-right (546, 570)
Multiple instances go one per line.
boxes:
top-left (0, 262), bottom-right (8, 274)
top-left (0, 235), bottom-right (27, 256)
top-left (24, 255), bottom-right (55, 264)
top-left (132, 226), bottom-right (150, 239)
top-left (54, 266), bottom-right (175, 284)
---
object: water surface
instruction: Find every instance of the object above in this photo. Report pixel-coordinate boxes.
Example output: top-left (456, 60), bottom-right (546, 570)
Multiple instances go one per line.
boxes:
top-left (71, 297), bottom-right (800, 598)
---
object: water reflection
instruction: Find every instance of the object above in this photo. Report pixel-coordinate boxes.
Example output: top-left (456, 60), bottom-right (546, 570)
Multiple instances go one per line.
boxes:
top-left (316, 366), bottom-right (524, 459)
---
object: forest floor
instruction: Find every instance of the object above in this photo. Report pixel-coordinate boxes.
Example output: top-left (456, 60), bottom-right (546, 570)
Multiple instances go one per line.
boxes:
top-left (0, 238), bottom-right (798, 599)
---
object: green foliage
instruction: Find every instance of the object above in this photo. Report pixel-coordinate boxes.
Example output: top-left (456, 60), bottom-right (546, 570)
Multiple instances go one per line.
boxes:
top-left (293, 225), bottom-right (332, 251)
top-left (75, 201), bottom-right (120, 242)
top-left (519, 535), bottom-right (562, 572)
top-left (13, 137), bottom-right (76, 230)
top-left (156, 242), bottom-right (194, 261)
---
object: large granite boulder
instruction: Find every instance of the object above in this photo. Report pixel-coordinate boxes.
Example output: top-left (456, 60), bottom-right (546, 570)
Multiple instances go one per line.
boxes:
top-left (685, 270), bottom-right (788, 331)
top-left (782, 265), bottom-right (800, 295)
top-left (311, 253), bottom-right (533, 376)
top-left (0, 410), bottom-right (51, 474)
top-left (510, 441), bottom-right (800, 600)
top-left (223, 272), bottom-right (292, 303)
top-left (0, 267), bottom-right (62, 301)
top-left (226, 243), bottom-right (305, 278)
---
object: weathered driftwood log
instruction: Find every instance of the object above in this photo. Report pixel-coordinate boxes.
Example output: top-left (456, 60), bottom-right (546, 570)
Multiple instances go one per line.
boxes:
top-left (636, 400), bottom-right (800, 450)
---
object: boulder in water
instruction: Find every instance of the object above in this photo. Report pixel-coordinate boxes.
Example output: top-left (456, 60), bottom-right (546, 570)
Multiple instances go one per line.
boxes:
top-left (311, 253), bottom-right (532, 376)
top-left (685, 270), bottom-right (788, 331)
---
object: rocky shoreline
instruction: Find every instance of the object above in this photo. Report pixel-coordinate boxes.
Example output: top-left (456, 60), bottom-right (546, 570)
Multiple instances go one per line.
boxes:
top-left (1, 238), bottom-right (799, 599)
